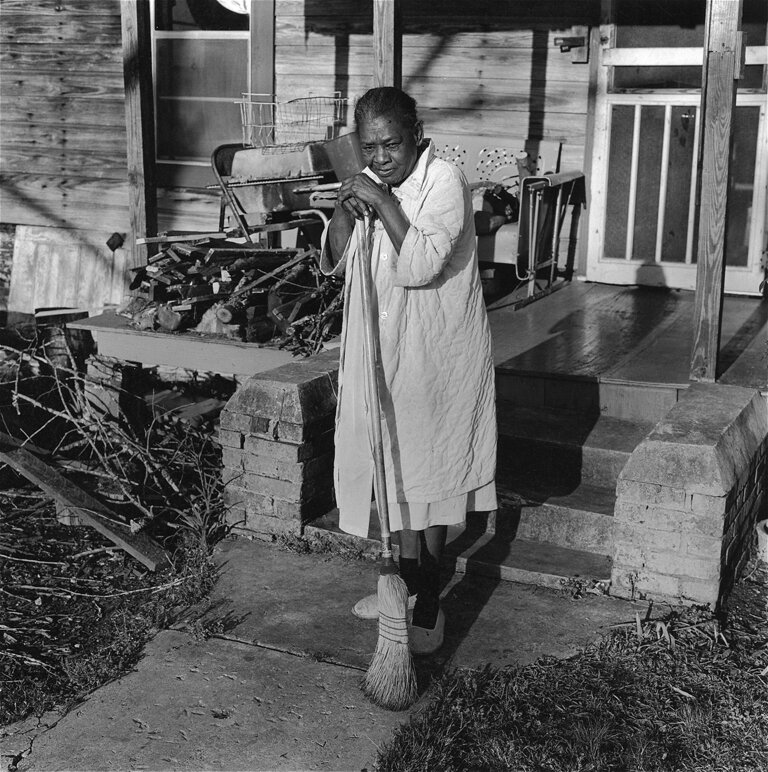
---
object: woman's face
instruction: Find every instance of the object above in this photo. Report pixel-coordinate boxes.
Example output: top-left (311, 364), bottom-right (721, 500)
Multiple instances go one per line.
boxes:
top-left (358, 112), bottom-right (423, 186)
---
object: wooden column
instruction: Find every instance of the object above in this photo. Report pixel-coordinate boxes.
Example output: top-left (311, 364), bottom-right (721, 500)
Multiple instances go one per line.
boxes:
top-left (121, 0), bottom-right (157, 270)
top-left (373, 0), bottom-right (401, 89)
top-left (690, 0), bottom-right (743, 382)
top-left (249, 0), bottom-right (275, 99)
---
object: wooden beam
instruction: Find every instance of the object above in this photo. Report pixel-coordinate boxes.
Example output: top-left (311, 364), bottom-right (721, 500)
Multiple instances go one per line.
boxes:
top-left (121, 0), bottom-right (157, 270)
top-left (0, 436), bottom-right (168, 571)
top-left (248, 0), bottom-right (275, 144)
top-left (690, 0), bottom-right (743, 382)
top-left (373, 0), bottom-right (401, 89)
top-left (250, 0), bottom-right (275, 98)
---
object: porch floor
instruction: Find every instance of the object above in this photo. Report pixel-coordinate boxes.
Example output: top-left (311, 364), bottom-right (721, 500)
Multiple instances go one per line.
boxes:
top-left (487, 281), bottom-right (766, 391)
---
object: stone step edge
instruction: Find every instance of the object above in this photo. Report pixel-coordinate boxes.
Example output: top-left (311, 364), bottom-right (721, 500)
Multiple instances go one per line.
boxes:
top-left (497, 484), bottom-right (616, 519)
top-left (302, 518), bottom-right (612, 591)
top-left (496, 403), bottom-right (653, 456)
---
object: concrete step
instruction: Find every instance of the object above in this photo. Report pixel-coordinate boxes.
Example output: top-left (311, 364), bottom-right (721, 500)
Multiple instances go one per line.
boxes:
top-left (497, 402), bottom-right (653, 489)
top-left (496, 482), bottom-right (615, 553)
top-left (495, 369), bottom-right (684, 423)
top-left (303, 508), bottom-right (612, 592)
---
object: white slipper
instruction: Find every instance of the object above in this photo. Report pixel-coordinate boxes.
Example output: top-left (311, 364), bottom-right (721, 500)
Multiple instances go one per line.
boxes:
top-left (409, 608), bottom-right (445, 655)
top-left (352, 591), bottom-right (417, 620)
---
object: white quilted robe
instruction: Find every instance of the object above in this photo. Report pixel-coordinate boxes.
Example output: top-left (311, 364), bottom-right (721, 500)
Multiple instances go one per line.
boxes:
top-left (321, 141), bottom-right (497, 537)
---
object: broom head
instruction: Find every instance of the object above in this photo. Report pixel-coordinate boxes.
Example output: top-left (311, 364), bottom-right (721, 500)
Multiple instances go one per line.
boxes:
top-left (362, 569), bottom-right (418, 711)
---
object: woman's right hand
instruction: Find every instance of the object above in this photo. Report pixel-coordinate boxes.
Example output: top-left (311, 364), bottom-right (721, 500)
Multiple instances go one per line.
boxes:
top-left (337, 177), bottom-right (373, 220)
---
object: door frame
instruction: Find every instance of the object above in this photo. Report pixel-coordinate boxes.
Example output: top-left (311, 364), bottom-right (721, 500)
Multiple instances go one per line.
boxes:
top-left (584, 26), bottom-right (768, 295)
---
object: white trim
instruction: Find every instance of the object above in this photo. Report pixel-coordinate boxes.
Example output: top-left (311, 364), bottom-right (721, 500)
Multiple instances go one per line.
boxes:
top-left (685, 107), bottom-right (701, 265)
top-left (157, 160), bottom-right (209, 168)
top-left (603, 46), bottom-right (767, 67)
top-left (153, 31), bottom-right (249, 40)
top-left (625, 105), bottom-right (642, 261)
top-left (655, 104), bottom-right (672, 262)
top-left (157, 96), bottom-right (241, 103)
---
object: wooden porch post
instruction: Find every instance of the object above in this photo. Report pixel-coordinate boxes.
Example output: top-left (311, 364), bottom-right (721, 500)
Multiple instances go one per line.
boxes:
top-left (373, 0), bottom-right (402, 89)
top-left (120, 0), bottom-right (157, 269)
top-left (249, 0), bottom-right (275, 138)
top-left (690, 0), bottom-right (743, 382)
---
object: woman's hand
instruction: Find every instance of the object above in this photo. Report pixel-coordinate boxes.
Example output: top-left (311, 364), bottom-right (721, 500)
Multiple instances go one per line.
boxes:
top-left (337, 174), bottom-right (389, 220)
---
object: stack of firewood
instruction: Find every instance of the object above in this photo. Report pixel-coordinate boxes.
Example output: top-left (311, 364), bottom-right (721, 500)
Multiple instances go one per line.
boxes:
top-left (118, 236), bottom-right (344, 356)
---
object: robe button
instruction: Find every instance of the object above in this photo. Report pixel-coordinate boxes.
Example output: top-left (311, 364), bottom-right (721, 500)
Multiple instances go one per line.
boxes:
top-left (380, 311), bottom-right (388, 320)
top-left (381, 253), bottom-right (388, 261)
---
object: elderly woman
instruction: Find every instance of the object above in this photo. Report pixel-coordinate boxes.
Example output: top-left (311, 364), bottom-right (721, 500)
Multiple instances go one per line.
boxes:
top-left (321, 87), bottom-right (497, 655)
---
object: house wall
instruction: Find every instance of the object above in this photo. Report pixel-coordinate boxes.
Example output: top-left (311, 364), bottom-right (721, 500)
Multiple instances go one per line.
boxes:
top-left (0, 0), bottom-right (129, 232)
top-left (275, 0), bottom-right (598, 172)
top-left (0, 0), bottom-right (130, 312)
top-left (0, 0), bottom-right (598, 310)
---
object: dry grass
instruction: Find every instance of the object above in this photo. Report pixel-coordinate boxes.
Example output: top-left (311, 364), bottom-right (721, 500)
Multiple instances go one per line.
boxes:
top-left (377, 563), bottom-right (768, 772)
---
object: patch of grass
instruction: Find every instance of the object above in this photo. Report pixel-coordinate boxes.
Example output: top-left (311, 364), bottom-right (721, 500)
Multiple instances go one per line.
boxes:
top-left (377, 568), bottom-right (768, 772)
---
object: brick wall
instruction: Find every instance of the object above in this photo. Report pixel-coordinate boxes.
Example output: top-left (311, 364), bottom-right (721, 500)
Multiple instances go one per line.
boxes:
top-left (611, 383), bottom-right (768, 608)
top-left (218, 349), bottom-right (339, 538)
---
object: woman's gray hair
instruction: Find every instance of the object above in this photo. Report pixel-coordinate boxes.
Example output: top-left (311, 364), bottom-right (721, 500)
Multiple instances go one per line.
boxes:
top-left (354, 87), bottom-right (419, 131)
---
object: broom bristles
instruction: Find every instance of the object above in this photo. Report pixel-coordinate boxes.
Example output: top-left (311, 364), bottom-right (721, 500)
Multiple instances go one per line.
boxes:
top-left (362, 572), bottom-right (418, 711)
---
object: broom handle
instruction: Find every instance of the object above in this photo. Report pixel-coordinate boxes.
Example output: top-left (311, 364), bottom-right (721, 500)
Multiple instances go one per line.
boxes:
top-left (357, 216), bottom-right (395, 562)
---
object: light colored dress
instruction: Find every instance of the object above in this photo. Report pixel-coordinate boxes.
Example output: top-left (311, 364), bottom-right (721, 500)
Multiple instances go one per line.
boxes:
top-left (320, 140), bottom-right (497, 538)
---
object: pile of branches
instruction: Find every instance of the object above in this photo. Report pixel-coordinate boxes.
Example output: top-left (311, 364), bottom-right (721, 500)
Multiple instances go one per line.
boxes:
top-left (0, 340), bottom-right (231, 724)
top-left (121, 236), bottom-right (344, 357)
top-left (0, 336), bottom-right (228, 545)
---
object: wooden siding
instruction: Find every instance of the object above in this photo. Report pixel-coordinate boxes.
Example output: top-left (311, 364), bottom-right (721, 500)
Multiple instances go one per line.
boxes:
top-left (1, 0), bottom-right (598, 276)
top-left (0, 0), bottom-right (130, 233)
top-left (275, 0), bottom-right (599, 171)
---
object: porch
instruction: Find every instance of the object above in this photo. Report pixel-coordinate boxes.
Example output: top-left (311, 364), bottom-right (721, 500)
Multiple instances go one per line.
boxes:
top-left (221, 279), bottom-right (766, 608)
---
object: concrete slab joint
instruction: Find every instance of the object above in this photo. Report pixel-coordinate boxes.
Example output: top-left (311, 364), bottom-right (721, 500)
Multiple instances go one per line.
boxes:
top-left (218, 349), bottom-right (339, 538)
top-left (611, 382), bottom-right (768, 608)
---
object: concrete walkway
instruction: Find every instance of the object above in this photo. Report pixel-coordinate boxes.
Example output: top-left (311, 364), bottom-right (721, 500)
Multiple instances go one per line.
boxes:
top-left (3, 538), bottom-right (645, 772)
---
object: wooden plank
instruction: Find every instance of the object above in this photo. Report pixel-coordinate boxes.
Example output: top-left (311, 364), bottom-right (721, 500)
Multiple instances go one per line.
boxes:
top-left (0, 16), bottom-right (122, 45)
top-left (0, 183), bottom-right (129, 232)
top-left (0, 147), bottom-right (128, 179)
top-left (250, 0), bottom-right (275, 97)
top-left (276, 24), bottom-right (592, 49)
top-left (0, 71), bottom-right (125, 100)
top-left (71, 313), bottom-right (296, 377)
top-left (0, 43), bottom-right (122, 72)
top-left (0, 123), bottom-right (128, 156)
top-left (0, 97), bottom-right (127, 129)
top-left (8, 226), bottom-right (128, 313)
top-left (0, 438), bottom-right (168, 572)
top-left (603, 45), bottom-right (766, 67)
top-left (275, 45), bottom-right (593, 82)
top-left (373, 0), bottom-right (401, 88)
top-left (0, 174), bottom-right (129, 209)
top-left (0, 0), bottom-right (120, 15)
top-left (121, 0), bottom-right (157, 267)
top-left (276, 0), bottom-right (596, 22)
top-left (157, 187), bottom-right (221, 234)
top-left (690, 0), bottom-right (742, 382)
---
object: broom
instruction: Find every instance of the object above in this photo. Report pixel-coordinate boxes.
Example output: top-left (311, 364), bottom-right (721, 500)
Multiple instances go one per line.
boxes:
top-left (357, 213), bottom-right (418, 711)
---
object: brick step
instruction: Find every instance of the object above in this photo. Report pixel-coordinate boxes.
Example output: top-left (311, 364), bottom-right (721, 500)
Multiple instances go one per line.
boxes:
top-left (497, 402), bottom-right (654, 489)
top-left (497, 482), bottom-right (615, 553)
top-left (495, 370), bottom-right (685, 423)
top-left (303, 508), bottom-right (612, 592)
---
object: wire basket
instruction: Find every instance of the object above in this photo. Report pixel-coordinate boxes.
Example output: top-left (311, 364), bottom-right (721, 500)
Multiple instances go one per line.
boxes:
top-left (237, 93), bottom-right (349, 151)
